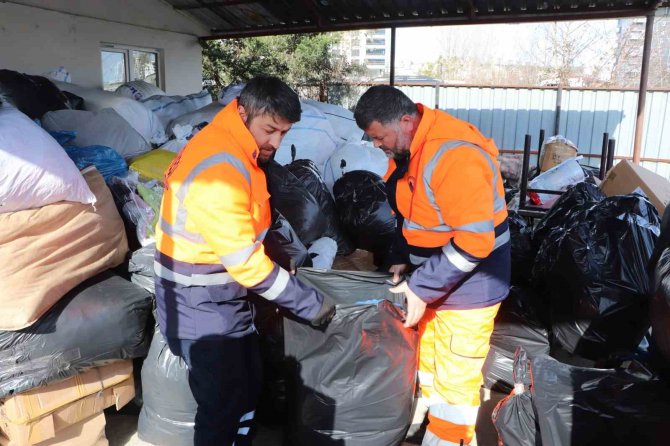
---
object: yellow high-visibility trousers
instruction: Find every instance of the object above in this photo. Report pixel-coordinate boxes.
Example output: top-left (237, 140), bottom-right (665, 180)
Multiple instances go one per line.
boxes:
top-left (418, 304), bottom-right (500, 446)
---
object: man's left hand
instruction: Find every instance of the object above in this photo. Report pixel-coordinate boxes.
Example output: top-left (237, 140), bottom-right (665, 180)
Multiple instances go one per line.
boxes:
top-left (390, 281), bottom-right (427, 328)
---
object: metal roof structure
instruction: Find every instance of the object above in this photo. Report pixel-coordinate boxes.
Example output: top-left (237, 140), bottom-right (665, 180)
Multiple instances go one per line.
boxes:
top-left (165, 0), bottom-right (668, 39)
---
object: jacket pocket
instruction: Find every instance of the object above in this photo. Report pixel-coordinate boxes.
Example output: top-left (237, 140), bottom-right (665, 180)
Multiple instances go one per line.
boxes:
top-left (206, 282), bottom-right (247, 303)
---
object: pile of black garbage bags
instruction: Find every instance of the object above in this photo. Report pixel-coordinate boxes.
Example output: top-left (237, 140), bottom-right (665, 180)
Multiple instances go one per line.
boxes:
top-left (489, 183), bottom-right (670, 446)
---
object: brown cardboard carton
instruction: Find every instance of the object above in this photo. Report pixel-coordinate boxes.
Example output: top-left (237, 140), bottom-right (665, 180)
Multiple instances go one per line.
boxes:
top-left (1, 361), bottom-right (132, 425)
top-left (34, 412), bottom-right (108, 446)
top-left (601, 160), bottom-right (670, 214)
top-left (540, 141), bottom-right (578, 172)
top-left (0, 377), bottom-right (132, 445)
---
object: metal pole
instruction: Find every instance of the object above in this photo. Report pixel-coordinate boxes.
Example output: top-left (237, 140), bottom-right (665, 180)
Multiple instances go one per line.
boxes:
top-left (519, 134), bottom-right (532, 209)
top-left (389, 27), bottom-right (396, 86)
top-left (632, 12), bottom-right (656, 164)
top-left (537, 129), bottom-right (545, 171)
top-left (607, 139), bottom-right (616, 172)
top-left (599, 132), bottom-right (610, 180)
top-left (554, 87), bottom-right (562, 136)
top-left (434, 80), bottom-right (440, 109)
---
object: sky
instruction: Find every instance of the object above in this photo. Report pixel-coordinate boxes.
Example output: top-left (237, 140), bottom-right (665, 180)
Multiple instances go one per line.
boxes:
top-left (393, 20), bottom-right (620, 75)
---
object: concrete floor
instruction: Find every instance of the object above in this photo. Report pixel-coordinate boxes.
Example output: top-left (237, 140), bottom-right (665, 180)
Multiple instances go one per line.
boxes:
top-left (105, 388), bottom-right (505, 446)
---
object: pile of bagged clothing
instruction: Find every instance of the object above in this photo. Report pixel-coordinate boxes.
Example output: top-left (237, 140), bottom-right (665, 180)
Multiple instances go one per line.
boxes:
top-left (489, 158), bottom-right (670, 444)
top-left (0, 83), bottom-right (153, 444)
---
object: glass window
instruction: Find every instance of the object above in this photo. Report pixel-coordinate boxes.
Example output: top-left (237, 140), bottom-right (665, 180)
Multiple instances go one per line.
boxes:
top-left (101, 45), bottom-right (161, 91)
top-left (101, 50), bottom-right (127, 91)
top-left (131, 50), bottom-right (158, 86)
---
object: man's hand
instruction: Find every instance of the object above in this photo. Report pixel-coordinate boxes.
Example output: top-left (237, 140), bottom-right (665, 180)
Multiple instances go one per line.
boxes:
top-left (310, 294), bottom-right (336, 327)
top-left (390, 281), bottom-right (427, 328)
top-left (389, 264), bottom-right (409, 284)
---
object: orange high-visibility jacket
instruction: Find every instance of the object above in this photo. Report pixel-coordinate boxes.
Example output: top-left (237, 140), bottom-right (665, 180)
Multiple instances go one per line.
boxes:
top-left (154, 100), bottom-right (324, 339)
top-left (390, 104), bottom-right (511, 309)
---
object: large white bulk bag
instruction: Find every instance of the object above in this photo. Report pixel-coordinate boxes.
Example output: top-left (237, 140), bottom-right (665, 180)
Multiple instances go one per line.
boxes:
top-left (140, 91), bottom-right (212, 131)
top-left (274, 102), bottom-right (339, 174)
top-left (53, 81), bottom-right (166, 145)
top-left (301, 98), bottom-right (363, 143)
top-left (116, 80), bottom-right (166, 101)
top-left (42, 108), bottom-right (151, 158)
top-left (0, 104), bottom-right (96, 213)
top-left (323, 141), bottom-right (389, 194)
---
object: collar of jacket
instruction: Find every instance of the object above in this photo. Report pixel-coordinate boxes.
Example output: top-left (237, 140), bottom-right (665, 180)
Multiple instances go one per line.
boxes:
top-left (210, 98), bottom-right (261, 167)
top-left (408, 103), bottom-right (435, 161)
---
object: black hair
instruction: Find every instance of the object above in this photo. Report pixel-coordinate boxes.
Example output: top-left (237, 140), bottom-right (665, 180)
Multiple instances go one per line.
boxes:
top-left (353, 85), bottom-right (417, 130)
top-left (238, 75), bottom-right (301, 123)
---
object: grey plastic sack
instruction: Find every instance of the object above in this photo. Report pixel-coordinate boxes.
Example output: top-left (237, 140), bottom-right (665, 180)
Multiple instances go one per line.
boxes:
top-left (129, 244), bottom-right (156, 295)
top-left (0, 271), bottom-right (152, 398)
top-left (138, 326), bottom-right (196, 446)
top-left (42, 108), bottom-right (151, 158)
top-left (285, 269), bottom-right (418, 446)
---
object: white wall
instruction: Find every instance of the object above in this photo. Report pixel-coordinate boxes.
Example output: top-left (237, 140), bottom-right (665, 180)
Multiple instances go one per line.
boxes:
top-left (0, 2), bottom-right (205, 95)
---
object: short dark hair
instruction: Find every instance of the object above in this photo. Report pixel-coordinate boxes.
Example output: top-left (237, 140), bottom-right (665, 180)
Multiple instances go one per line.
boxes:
top-left (354, 85), bottom-right (417, 130)
top-left (238, 75), bottom-right (301, 123)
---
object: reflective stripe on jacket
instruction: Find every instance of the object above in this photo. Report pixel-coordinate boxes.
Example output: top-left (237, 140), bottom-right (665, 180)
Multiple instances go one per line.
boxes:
top-left (394, 104), bottom-right (510, 309)
top-left (154, 100), bottom-right (324, 339)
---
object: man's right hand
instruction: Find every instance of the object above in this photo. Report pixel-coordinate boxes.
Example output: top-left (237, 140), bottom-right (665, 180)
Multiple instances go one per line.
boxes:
top-left (389, 264), bottom-right (409, 284)
top-left (310, 294), bottom-right (336, 327)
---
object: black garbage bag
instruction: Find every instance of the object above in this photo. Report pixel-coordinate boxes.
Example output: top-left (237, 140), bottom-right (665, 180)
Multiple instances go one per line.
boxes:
top-left (532, 182), bottom-right (605, 249)
top-left (0, 70), bottom-right (72, 119)
top-left (287, 159), bottom-right (354, 255)
top-left (652, 247), bottom-right (670, 372)
top-left (284, 269), bottom-right (418, 446)
top-left (509, 212), bottom-right (536, 286)
top-left (138, 326), bottom-right (196, 446)
top-left (483, 287), bottom-right (550, 392)
top-left (0, 271), bottom-right (152, 398)
top-left (649, 207), bottom-right (670, 273)
top-left (264, 160), bottom-right (328, 246)
top-left (264, 212), bottom-right (312, 271)
top-left (491, 348), bottom-right (541, 446)
top-left (533, 195), bottom-right (660, 361)
top-left (333, 171), bottom-right (396, 258)
top-left (62, 90), bottom-right (85, 110)
top-left (532, 355), bottom-right (670, 446)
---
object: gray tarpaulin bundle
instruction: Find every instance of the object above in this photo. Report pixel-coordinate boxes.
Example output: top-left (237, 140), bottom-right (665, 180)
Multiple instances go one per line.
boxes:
top-left (0, 271), bottom-right (152, 398)
top-left (285, 268), bottom-right (418, 446)
top-left (138, 326), bottom-right (196, 446)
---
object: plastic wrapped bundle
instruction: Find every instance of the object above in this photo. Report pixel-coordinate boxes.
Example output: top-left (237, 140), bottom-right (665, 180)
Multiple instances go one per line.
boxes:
top-left (532, 355), bottom-right (670, 446)
top-left (138, 326), bottom-right (196, 446)
top-left (264, 212), bottom-right (312, 271)
top-left (0, 70), bottom-right (72, 119)
top-left (129, 244), bottom-right (156, 295)
top-left (333, 171), bottom-right (395, 259)
top-left (483, 287), bottom-right (550, 392)
top-left (286, 158), bottom-right (354, 255)
top-left (533, 194), bottom-right (660, 360)
top-left (651, 208), bottom-right (670, 373)
top-left (285, 269), bottom-right (418, 446)
top-left (491, 348), bottom-right (540, 446)
top-left (532, 182), bottom-right (605, 249)
top-left (509, 212), bottom-right (535, 286)
top-left (0, 271), bottom-right (152, 398)
top-left (264, 160), bottom-right (329, 246)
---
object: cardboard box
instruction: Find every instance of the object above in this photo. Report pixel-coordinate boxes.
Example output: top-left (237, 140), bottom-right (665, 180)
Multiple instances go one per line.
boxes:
top-left (34, 412), bottom-right (108, 446)
top-left (601, 160), bottom-right (670, 214)
top-left (1, 361), bottom-right (132, 425)
top-left (0, 377), bottom-right (132, 445)
top-left (540, 141), bottom-right (578, 172)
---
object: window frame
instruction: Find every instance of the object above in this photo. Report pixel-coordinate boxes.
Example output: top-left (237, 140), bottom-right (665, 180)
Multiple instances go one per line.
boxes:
top-left (100, 43), bottom-right (162, 91)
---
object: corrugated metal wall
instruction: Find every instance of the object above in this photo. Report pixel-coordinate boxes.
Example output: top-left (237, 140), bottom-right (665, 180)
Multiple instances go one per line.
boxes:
top-left (394, 85), bottom-right (670, 178)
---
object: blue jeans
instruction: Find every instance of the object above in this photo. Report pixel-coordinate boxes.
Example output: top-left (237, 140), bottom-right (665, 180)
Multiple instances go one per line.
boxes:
top-left (167, 335), bottom-right (262, 446)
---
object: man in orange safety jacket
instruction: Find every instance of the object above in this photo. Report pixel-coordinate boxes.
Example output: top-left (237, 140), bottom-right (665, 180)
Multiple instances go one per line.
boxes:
top-left (354, 86), bottom-right (510, 446)
top-left (154, 76), bottom-right (335, 446)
